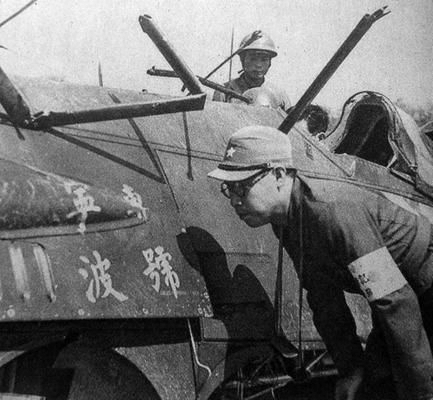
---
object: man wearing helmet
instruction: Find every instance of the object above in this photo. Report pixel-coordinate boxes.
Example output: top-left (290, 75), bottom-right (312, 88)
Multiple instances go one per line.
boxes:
top-left (212, 31), bottom-right (291, 110)
top-left (208, 125), bottom-right (433, 400)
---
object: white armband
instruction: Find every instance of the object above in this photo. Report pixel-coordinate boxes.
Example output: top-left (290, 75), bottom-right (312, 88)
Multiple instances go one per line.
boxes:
top-left (348, 247), bottom-right (407, 302)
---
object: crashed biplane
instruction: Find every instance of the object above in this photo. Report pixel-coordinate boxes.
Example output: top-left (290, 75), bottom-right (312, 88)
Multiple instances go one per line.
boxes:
top-left (0, 6), bottom-right (431, 400)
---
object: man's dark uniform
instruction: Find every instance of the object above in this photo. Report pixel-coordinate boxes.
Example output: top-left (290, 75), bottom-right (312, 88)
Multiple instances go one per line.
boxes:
top-left (274, 176), bottom-right (433, 399)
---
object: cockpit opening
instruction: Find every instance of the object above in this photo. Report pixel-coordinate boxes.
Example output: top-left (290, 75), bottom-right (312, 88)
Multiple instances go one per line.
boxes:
top-left (333, 103), bottom-right (394, 167)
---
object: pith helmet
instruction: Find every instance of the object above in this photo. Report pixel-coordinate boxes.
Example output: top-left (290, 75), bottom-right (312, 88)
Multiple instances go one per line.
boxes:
top-left (238, 31), bottom-right (277, 58)
top-left (208, 125), bottom-right (293, 181)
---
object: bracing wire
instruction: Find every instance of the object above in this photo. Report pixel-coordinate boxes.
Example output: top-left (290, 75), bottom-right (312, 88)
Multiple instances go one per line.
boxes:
top-left (0, 0), bottom-right (38, 29)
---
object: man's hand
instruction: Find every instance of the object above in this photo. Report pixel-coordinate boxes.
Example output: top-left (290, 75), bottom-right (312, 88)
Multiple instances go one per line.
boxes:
top-left (335, 367), bottom-right (364, 400)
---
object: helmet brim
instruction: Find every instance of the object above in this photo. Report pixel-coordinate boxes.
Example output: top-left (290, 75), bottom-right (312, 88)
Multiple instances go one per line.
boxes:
top-left (239, 49), bottom-right (277, 58)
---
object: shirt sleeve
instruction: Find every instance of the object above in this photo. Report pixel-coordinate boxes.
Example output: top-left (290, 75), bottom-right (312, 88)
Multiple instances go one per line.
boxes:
top-left (373, 285), bottom-right (433, 399)
top-left (327, 201), bottom-right (433, 397)
top-left (280, 90), bottom-right (291, 111)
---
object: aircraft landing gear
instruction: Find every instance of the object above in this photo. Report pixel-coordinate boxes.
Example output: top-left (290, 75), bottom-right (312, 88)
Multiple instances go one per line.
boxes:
top-left (208, 349), bottom-right (337, 400)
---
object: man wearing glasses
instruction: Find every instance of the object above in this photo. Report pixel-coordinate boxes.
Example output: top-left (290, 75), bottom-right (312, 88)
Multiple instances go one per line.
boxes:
top-left (208, 125), bottom-right (433, 400)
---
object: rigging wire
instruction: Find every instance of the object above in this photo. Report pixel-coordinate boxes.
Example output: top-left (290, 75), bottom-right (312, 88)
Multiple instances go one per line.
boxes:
top-left (228, 26), bottom-right (234, 82)
top-left (0, 0), bottom-right (38, 29)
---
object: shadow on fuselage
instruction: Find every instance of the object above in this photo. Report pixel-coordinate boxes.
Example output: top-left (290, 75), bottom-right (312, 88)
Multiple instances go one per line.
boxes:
top-left (177, 226), bottom-right (275, 380)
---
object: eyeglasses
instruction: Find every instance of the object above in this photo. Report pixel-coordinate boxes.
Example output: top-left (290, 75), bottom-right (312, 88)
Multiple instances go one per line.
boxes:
top-left (220, 169), bottom-right (270, 199)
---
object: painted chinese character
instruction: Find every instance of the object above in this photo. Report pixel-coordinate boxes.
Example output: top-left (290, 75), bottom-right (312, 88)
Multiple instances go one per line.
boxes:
top-left (122, 184), bottom-right (149, 220)
top-left (79, 250), bottom-right (128, 303)
top-left (64, 181), bottom-right (84, 195)
top-left (142, 246), bottom-right (180, 298)
top-left (142, 248), bottom-right (161, 293)
top-left (66, 185), bottom-right (101, 233)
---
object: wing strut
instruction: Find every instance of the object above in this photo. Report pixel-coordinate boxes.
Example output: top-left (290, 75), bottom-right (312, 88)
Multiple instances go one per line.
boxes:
top-left (279, 6), bottom-right (390, 134)
top-left (0, 15), bottom-right (206, 130)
